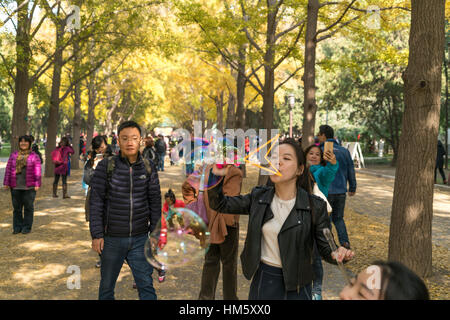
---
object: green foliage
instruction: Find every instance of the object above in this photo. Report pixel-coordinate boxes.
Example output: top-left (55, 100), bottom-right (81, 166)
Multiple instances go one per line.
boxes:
top-left (0, 88), bottom-right (12, 141)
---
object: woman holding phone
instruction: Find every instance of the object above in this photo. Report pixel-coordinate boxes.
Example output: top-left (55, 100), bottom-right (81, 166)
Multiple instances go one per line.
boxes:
top-left (305, 143), bottom-right (339, 300)
top-left (83, 135), bottom-right (112, 268)
top-left (207, 138), bottom-right (353, 300)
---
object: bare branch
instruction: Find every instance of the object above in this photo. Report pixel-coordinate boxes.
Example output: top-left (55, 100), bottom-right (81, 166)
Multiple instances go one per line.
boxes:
top-left (274, 64), bottom-right (304, 92)
top-left (274, 23), bottom-right (304, 69)
top-left (317, 15), bottom-right (360, 42)
top-left (275, 19), bottom-right (306, 42)
top-left (316, 0), bottom-right (357, 36)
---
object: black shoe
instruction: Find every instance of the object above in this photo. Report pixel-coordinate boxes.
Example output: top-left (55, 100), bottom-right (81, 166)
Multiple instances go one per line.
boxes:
top-left (21, 229), bottom-right (31, 234)
top-left (12, 230), bottom-right (21, 234)
top-left (341, 242), bottom-right (351, 250)
top-left (95, 260), bottom-right (101, 268)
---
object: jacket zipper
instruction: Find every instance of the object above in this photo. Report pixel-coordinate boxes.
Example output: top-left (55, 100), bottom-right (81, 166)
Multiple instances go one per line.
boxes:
top-left (129, 166), bottom-right (133, 237)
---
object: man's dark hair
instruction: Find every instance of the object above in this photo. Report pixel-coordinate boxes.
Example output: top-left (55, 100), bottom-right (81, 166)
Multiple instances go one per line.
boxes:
top-left (319, 125), bottom-right (334, 139)
top-left (118, 120), bottom-right (142, 136)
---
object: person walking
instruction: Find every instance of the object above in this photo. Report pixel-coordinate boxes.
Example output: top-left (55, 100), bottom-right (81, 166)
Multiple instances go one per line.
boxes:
top-left (142, 136), bottom-right (159, 165)
top-left (198, 163), bottom-right (243, 300)
top-left (305, 144), bottom-right (339, 300)
top-left (83, 135), bottom-right (113, 268)
top-left (155, 134), bottom-right (167, 172)
top-left (317, 125), bottom-right (356, 250)
top-left (89, 120), bottom-right (162, 300)
top-left (207, 138), bottom-right (354, 300)
top-left (52, 137), bottom-right (74, 199)
top-left (3, 135), bottom-right (42, 234)
top-left (435, 139), bottom-right (447, 185)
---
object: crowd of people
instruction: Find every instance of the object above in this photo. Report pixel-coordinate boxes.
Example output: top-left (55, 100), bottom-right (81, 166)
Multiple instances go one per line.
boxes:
top-left (2, 120), bottom-right (433, 301)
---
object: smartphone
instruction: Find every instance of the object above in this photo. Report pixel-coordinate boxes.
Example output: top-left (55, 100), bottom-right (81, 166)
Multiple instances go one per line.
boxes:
top-left (324, 141), bottom-right (334, 154)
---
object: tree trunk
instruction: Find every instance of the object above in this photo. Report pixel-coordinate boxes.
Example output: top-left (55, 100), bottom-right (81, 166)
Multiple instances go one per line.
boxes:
top-left (11, 0), bottom-right (31, 151)
top-left (388, 0), bottom-right (445, 277)
top-left (44, 23), bottom-right (65, 178)
top-left (216, 91), bottom-right (224, 132)
top-left (86, 74), bottom-right (97, 150)
top-left (71, 40), bottom-right (82, 169)
top-left (235, 45), bottom-right (247, 129)
top-left (301, 0), bottom-right (319, 150)
top-left (226, 90), bottom-right (236, 128)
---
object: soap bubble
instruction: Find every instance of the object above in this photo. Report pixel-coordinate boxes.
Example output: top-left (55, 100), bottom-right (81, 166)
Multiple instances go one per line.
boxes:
top-left (144, 207), bottom-right (210, 271)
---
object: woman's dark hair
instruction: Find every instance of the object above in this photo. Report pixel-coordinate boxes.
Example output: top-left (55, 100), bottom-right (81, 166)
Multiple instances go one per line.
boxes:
top-left (304, 144), bottom-right (327, 166)
top-left (279, 138), bottom-right (312, 194)
top-left (92, 135), bottom-right (108, 151)
top-left (59, 136), bottom-right (70, 147)
top-left (165, 189), bottom-right (176, 203)
top-left (18, 135), bottom-right (33, 149)
top-left (372, 260), bottom-right (429, 300)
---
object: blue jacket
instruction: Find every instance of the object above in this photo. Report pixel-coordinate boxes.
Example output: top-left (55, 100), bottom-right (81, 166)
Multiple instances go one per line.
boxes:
top-left (320, 139), bottom-right (356, 195)
top-left (89, 153), bottom-right (162, 239)
top-left (310, 161), bottom-right (339, 197)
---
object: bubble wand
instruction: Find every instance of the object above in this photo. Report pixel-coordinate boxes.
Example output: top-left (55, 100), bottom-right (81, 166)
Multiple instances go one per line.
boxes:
top-left (323, 228), bottom-right (352, 286)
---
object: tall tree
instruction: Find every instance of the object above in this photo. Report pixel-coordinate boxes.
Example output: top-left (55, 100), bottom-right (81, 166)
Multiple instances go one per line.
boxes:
top-left (389, 0), bottom-right (445, 277)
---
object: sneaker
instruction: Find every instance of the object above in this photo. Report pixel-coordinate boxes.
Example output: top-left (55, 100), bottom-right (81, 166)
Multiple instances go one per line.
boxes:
top-left (95, 260), bottom-right (101, 268)
top-left (312, 293), bottom-right (322, 300)
top-left (21, 229), bottom-right (31, 234)
top-left (12, 230), bottom-right (21, 234)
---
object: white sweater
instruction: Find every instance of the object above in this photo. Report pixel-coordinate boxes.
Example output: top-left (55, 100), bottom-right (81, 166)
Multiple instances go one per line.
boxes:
top-left (261, 194), bottom-right (296, 268)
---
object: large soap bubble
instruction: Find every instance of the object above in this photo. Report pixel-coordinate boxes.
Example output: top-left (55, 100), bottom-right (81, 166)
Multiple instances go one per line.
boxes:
top-left (144, 207), bottom-right (210, 272)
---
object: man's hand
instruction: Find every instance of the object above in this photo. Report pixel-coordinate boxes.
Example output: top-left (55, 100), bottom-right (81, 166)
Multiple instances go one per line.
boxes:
top-left (92, 238), bottom-right (104, 254)
top-left (348, 191), bottom-right (356, 197)
top-left (34, 186), bottom-right (40, 191)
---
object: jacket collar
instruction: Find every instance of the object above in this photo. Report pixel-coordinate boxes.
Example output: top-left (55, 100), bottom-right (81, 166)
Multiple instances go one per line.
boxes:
top-left (119, 151), bottom-right (143, 166)
top-left (258, 185), bottom-right (311, 211)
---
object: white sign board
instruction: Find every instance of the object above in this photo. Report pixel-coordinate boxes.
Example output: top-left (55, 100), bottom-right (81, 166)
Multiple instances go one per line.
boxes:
top-left (343, 142), bottom-right (365, 169)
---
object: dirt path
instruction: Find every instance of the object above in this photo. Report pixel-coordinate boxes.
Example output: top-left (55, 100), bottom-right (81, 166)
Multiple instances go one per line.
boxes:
top-left (0, 162), bottom-right (353, 300)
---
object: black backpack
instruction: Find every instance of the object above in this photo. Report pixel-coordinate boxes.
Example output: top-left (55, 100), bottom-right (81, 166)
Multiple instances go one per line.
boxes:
top-left (85, 155), bottom-right (152, 222)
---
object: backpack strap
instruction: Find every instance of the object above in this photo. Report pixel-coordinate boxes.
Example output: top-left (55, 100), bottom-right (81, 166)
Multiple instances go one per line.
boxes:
top-left (106, 155), bottom-right (116, 183)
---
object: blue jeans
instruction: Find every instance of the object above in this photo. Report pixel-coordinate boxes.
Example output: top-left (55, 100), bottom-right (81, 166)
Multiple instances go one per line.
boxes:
top-left (157, 153), bottom-right (165, 171)
top-left (327, 193), bottom-right (350, 246)
top-left (99, 233), bottom-right (156, 300)
top-left (11, 189), bottom-right (36, 233)
top-left (312, 242), bottom-right (323, 296)
top-left (249, 262), bottom-right (312, 300)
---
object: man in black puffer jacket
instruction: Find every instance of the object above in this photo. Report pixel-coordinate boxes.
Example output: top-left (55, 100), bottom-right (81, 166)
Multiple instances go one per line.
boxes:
top-left (89, 121), bottom-right (162, 300)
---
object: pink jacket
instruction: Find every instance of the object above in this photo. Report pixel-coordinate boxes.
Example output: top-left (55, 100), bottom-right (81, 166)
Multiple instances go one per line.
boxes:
top-left (3, 151), bottom-right (42, 188)
top-left (54, 146), bottom-right (74, 175)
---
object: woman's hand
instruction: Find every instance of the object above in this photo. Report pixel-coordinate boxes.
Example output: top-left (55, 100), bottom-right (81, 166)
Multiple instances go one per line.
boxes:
top-left (333, 246), bottom-right (354, 263)
top-left (323, 150), bottom-right (337, 165)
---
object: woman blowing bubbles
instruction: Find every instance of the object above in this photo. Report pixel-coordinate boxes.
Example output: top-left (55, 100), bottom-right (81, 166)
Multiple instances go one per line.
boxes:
top-left (207, 138), bottom-right (354, 300)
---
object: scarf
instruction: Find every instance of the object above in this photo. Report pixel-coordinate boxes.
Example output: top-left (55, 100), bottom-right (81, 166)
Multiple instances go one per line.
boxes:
top-left (16, 149), bottom-right (31, 174)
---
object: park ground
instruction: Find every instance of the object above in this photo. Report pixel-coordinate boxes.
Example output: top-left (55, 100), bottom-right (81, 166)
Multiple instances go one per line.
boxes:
top-left (0, 159), bottom-right (448, 300)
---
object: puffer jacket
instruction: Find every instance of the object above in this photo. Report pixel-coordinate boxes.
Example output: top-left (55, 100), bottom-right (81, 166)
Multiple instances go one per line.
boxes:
top-left (89, 153), bottom-right (162, 239)
top-left (3, 151), bottom-right (42, 188)
top-left (207, 173), bottom-right (340, 291)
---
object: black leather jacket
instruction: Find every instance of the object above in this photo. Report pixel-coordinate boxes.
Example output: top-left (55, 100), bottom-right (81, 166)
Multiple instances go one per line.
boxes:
top-left (207, 177), bottom-right (339, 291)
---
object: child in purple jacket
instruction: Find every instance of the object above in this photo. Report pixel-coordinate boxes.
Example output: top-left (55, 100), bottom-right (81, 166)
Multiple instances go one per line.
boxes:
top-left (3, 135), bottom-right (42, 234)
